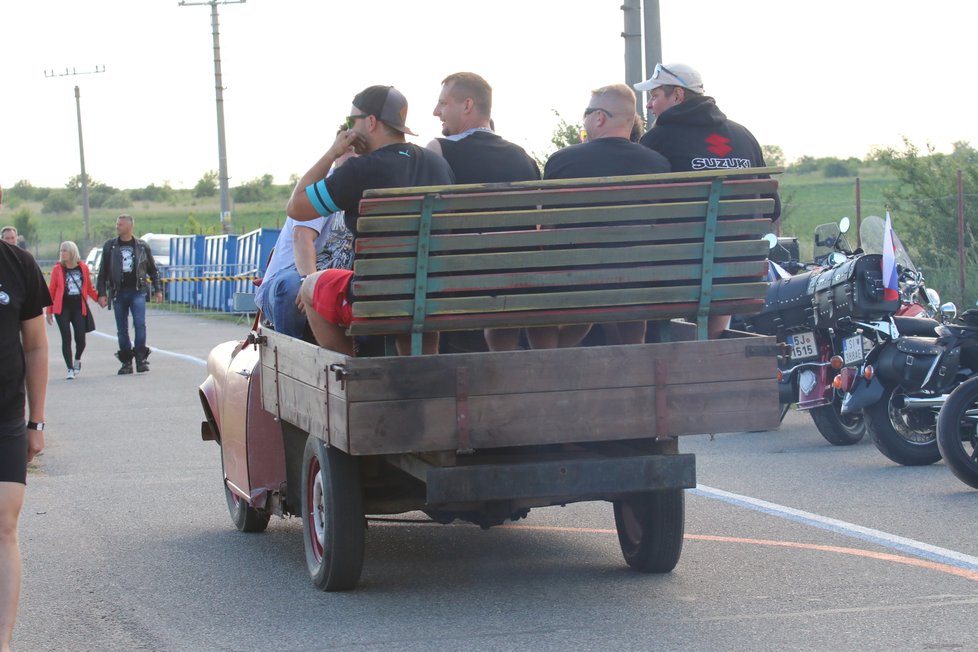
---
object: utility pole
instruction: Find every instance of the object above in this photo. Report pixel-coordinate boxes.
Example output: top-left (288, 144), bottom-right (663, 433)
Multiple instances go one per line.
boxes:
top-left (44, 65), bottom-right (105, 249)
top-left (621, 1), bottom-right (663, 122)
top-left (179, 0), bottom-right (245, 234)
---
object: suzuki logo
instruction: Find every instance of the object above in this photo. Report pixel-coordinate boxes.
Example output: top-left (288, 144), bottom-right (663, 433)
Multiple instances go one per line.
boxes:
top-left (705, 133), bottom-right (732, 157)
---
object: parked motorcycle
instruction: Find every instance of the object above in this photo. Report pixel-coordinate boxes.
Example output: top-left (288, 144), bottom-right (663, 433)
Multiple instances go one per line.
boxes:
top-left (841, 216), bottom-right (957, 465)
top-left (936, 317), bottom-right (978, 487)
top-left (740, 218), bottom-right (899, 446)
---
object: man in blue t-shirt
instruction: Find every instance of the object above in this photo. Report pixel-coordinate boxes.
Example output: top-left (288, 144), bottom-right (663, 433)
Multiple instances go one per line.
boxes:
top-left (288, 85), bottom-right (455, 355)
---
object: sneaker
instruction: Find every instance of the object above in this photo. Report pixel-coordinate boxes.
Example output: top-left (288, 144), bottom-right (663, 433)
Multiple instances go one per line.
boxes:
top-left (66, 368), bottom-right (76, 380)
top-left (73, 360), bottom-right (81, 376)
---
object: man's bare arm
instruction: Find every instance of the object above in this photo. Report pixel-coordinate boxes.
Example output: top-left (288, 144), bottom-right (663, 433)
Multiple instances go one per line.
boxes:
top-left (425, 138), bottom-right (443, 156)
top-left (21, 315), bottom-right (47, 461)
top-left (287, 130), bottom-right (363, 221)
top-left (292, 225), bottom-right (320, 277)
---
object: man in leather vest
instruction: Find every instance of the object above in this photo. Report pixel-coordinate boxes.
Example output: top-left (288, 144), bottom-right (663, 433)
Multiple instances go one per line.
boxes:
top-left (96, 214), bottom-right (163, 374)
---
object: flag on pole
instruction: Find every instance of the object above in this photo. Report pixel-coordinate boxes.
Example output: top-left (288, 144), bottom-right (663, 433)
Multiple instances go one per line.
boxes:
top-left (882, 212), bottom-right (900, 301)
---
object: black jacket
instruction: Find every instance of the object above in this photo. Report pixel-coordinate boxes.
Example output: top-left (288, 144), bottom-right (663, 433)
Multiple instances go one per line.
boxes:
top-left (640, 95), bottom-right (780, 219)
top-left (96, 236), bottom-right (162, 299)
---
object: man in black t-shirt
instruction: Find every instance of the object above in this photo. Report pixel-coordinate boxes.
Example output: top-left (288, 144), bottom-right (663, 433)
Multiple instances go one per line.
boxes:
top-left (289, 85), bottom-right (454, 355)
top-left (0, 184), bottom-right (51, 650)
top-left (537, 84), bottom-right (670, 348)
top-left (427, 72), bottom-right (541, 352)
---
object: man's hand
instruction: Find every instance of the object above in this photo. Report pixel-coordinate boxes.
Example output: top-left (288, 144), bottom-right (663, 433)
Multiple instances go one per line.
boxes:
top-left (45, 313), bottom-right (53, 325)
top-left (98, 296), bottom-right (108, 308)
top-left (27, 429), bottom-right (45, 463)
top-left (153, 291), bottom-right (163, 303)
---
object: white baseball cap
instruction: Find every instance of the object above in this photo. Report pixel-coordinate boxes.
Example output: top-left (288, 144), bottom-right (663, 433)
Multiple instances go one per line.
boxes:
top-left (634, 63), bottom-right (705, 94)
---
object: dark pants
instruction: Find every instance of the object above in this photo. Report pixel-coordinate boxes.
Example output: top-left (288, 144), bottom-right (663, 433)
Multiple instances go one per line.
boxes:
top-left (113, 288), bottom-right (147, 352)
top-left (54, 304), bottom-right (87, 369)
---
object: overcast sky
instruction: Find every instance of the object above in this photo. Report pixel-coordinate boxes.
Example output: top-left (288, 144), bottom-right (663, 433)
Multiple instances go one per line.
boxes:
top-left (2, 0), bottom-right (973, 190)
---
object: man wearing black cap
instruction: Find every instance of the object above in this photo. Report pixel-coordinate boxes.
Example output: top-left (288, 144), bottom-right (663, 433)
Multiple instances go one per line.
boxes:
top-left (288, 85), bottom-right (454, 355)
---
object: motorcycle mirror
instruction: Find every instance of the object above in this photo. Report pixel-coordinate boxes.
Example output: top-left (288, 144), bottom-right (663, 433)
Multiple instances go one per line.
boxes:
top-left (926, 288), bottom-right (941, 309)
top-left (829, 252), bottom-right (847, 266)
top-left (941, 302), bottom-right (958, 321)
top-left (762, 233), bottom-right (778, 250)
top-left (839, 216), bottom-right (851, 234)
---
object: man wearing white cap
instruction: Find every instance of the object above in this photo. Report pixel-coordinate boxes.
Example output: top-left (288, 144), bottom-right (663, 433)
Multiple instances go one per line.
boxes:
top-left (634, 63), bottom-right (780, 337)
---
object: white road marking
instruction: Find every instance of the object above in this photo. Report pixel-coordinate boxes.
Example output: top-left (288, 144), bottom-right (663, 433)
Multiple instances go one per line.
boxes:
top-left (693, 484), bottom-right (978, 573)
top-left (90, 330), bottom-right (207, 367)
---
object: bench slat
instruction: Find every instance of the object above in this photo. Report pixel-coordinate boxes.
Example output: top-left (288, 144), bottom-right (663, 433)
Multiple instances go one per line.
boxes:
top-left (351, 281), bottom-right (766, 319)
top-left (353, 239), bottom-right (767, 277)
top-left (356, 198), bottom-right (773, 234)
top-left (356, 218), bottom-right (770, 256)
top-left (353, 259), bottom-right (764, 297)
top-left (346, 298), bottom-right (764, 335)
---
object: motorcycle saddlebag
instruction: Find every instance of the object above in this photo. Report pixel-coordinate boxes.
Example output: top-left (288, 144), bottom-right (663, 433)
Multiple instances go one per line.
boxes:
top-left (813, 254), bottom-right (901, 328)
top-left (739, 270), bottom-right (817, 335)
top-left (874, 338), bottom-right (961, 392)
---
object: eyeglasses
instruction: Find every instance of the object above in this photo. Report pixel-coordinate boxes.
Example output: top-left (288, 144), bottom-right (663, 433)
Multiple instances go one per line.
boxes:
top-left (651, 63), bottom-right (689, 87)
top-left (341, 114), bottom-right (369, 130)
top-left (583, 107), bottom-right (613, 119)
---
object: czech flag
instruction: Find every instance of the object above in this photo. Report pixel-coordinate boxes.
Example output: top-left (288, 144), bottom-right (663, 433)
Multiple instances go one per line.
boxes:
top-left (881, 212), bottom-right (900, 301)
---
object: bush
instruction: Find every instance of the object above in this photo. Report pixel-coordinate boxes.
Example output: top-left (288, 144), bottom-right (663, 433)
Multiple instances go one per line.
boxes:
top-left (102, 192), bottom-right (132, 209)
top-left (42, 192), bottom-right (76, 214)
top-left (824, 160), bottom-right (856, 178)
top-left (130, 183), bottom-right (176, 203)
top-left (6, 180), bottom-right (39, 202)
top-left (12, 208), bottom-right (38, 246)
top-left (194, 171), bottom-right (218, 198)
top-left (232, 174), bottom-right (275, 203)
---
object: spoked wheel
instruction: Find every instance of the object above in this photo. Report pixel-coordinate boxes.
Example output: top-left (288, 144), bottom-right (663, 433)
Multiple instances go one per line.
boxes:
top-left (865, 384), bottom-right (941, 466)
top-left (809, 394), bottom-right (865, 446)
top-left (222, 455), bottom-right (270, 533)
top-left (613, 489), bottom-right (684, 573)
top-left (301, 436), bottom-right (364, 591)
top-left (937, 376), bottom-right (978, 489)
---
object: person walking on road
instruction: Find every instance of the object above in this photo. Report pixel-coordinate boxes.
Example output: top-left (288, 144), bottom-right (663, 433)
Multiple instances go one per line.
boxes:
top-left (95, 214), bottom-right (163, 374)
top-left (0, 184), bottom-right (51, 652)
top-left (46, 241), bottom-right (98, 380)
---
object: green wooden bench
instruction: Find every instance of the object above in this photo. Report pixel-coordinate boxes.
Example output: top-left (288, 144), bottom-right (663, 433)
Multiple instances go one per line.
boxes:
top-left (346, 167), bottom-right (781, 354)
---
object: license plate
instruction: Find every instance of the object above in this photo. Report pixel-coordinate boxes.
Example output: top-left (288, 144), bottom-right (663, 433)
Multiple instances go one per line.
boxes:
top-left (787, 331), bottom-right (817, 360)
top-left (843, 335), bottom-right (864, 365)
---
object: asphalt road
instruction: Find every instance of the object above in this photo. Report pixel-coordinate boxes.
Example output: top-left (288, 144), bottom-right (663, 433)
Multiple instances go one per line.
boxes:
top-left (14, 308), bottom-right (978, 651)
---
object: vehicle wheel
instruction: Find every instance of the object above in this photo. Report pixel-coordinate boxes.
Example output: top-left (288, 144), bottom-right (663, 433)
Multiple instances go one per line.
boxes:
top-left (809, 394), bottom-right (865, 446)
top-left (937, 376), bottom-right (978, 489)
top-left (779, 403), bottom-right (791, 424)
top-left (301, 436), bottom-right (364, 591)
top-left (222, 455), bottom-right (270, 533)
top-left (613, 489), bottom-right (684, 573)
top-left (864, 384), bottom-right (941, 466)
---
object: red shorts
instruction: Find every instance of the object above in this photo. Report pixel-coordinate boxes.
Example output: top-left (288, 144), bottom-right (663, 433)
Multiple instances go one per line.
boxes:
top-left (311, 269), bottom-right (355, 326)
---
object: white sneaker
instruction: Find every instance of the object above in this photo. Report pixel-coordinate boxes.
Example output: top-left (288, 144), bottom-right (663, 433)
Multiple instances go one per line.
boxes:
top-left (73, 360), bottom-right (81, 376)
top-left (66, 368), bottom-right (76, 380)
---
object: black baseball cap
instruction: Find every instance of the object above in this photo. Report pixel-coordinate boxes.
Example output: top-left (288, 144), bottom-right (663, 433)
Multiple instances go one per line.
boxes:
top-left (352, 85), bottom-right (417, 136)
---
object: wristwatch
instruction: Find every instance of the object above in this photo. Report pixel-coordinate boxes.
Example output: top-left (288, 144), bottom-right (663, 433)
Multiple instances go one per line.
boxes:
top-left (27, 421), bottom-right (45, 431)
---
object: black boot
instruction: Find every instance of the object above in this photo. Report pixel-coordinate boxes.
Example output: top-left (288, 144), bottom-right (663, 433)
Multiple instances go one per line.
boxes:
top-left (116, 349), bottom-right (134, 375)
top-left (135, 346), bottom-right (151, 373)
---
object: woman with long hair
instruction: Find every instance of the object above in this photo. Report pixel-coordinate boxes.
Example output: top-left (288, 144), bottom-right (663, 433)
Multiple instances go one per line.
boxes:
top-left (45, 241), bottom-right (98, 379)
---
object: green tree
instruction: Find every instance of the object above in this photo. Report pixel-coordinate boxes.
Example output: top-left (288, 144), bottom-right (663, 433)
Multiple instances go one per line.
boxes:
top-left (870, 138), bottom-right (978, 271)
top-left (194, 170), bottom-right (218, 198)
top-left (232, 174), bottom-right (275, 203)
top-left (532, 110), bottom-right (583, 169)
top-left (762, 145), bottom-right (785, 168)
top-left (131, 182), bottom-right (176, 203)
top-left (42, 191), bottom-right (75, 214)
top-left (12, 208), bottom-right (38, 246)
top-left (7, 180), bottom-right (38, 202)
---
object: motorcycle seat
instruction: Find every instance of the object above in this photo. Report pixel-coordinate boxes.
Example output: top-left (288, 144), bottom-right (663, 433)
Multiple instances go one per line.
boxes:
top-left (895, 336), bottom-right (943, 356)
top-left (894, 316), bottom-right (940, 337)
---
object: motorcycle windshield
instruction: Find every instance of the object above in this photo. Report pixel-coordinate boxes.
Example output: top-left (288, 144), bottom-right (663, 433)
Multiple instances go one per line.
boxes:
top-left (860, 215), bottom-right (917, 273)
top-left (813, 222), bottom-right (842, 261)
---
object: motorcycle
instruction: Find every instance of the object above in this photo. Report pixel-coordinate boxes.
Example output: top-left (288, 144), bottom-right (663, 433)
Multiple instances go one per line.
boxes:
top-left (740, 218), bottom-right (899, 446)
top-left (840, 216), bottom-right (957, 466)
top-left (936, 315), bottom-right (978, 488)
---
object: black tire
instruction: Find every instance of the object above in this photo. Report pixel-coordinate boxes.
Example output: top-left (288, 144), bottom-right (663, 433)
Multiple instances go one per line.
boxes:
top-left (864, 384), bottom-right (941, 466)
top-left (808, 395), bottom-right (865, 446)
top-left (301, 436), bottom-right (365, 591)
top-left (222, 455), bottom-right (270, 533)
top-left (779, 403), bottom-right (791, 424)
top-left (613, 489), bottom-right (684, 573)
top-left (937, 376), bottom-right (978, 489)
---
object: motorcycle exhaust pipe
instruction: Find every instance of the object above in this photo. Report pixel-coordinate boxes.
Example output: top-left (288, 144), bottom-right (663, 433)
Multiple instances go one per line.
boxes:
top-left (892, 394), bottom-right (949, 410)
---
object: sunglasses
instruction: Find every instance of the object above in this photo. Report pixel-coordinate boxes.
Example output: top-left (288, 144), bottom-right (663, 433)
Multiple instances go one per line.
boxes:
top-left (651, 63), bottom-right (689, 87)
top-left (583, 107), bottom-right (613, 119)
top-left (341, 114), bottom-right (369, 130)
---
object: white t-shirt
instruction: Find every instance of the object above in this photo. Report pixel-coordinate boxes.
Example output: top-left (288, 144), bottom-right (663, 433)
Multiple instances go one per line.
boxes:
top-left (255, 216), bottom-right (328, 308)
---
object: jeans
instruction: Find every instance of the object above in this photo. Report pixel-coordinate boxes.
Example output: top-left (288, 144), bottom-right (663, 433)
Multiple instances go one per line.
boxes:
top-left (257, 269), bottom-right (306, 337)
top-left (113, 287), bottom-right (147, 352)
